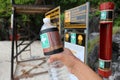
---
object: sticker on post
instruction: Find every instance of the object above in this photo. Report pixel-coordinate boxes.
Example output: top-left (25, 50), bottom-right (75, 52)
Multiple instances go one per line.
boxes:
top-left (99, 60), bottom-right (105, 69)
top-left (101, 11), bottom-right (107, 20)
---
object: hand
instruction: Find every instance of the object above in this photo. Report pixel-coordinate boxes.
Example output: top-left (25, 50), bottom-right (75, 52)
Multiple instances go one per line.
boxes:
top-left (48, 48), bottom-right (79, 73)
top-left (48, 48), bottom-right (102, 80)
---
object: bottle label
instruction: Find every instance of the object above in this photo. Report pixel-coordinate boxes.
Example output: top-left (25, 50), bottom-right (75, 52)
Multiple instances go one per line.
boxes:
top-left (99, 59), bottom-right (111, 70)
top-left (40, 28), bottom-right (63, 55)
top-left (40, 33), bottom-right (50, 48)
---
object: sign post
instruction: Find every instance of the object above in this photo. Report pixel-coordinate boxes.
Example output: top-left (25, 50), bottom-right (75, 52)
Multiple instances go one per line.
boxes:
top-left (98, 2), bottom-right (114, 78)
top-left (64, 2), bottom-right (89, 80)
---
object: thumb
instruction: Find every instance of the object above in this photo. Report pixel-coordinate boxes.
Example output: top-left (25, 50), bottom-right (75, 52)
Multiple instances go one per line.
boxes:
top-left (48, 53), bottom-right (63, 63)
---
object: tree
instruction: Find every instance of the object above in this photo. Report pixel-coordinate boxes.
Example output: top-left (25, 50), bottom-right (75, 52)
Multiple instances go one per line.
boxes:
top-left (0, 0), bottom-right (12, 18)
top-left (0, 0), bottom-right (119, 40)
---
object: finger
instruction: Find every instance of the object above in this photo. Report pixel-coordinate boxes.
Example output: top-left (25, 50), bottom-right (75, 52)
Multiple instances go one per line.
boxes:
top-left (63, 48), bottom-right (74, 56)
top-left (48, 53), bottom-right (63, 63)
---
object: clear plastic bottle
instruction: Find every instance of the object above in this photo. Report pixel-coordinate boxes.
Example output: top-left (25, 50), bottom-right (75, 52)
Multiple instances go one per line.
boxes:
top-left (40, 18), bottom-right (70, 80)
top-left (48, 60), bottom-right (70, 80)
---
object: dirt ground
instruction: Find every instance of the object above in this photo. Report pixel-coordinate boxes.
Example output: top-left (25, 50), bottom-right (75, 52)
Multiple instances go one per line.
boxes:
top-left (1, 41), bottom-right (118, 80)
top-left (0, 41), bottom-right (50, 80)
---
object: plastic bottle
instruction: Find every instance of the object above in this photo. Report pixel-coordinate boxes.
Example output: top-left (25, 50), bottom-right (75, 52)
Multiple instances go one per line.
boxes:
top-left (40, 18), bottom-right (70, 80)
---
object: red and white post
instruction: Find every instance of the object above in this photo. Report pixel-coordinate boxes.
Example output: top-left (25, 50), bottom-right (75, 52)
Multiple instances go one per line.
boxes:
top-left (98, 2), bottom-right (115, 79)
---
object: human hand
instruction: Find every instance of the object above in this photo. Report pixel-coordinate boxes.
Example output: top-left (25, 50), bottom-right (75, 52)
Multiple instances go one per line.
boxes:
top-left (48, 48), bottom-right (102, 80)
top-left (48, 48), bottom-right (79, 73)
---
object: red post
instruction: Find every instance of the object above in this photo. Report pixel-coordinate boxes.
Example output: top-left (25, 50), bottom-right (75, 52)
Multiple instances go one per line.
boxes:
top-left (98, 2), bottom-right (115, 78)
top-left (9, 34), bottom-right (20, 41)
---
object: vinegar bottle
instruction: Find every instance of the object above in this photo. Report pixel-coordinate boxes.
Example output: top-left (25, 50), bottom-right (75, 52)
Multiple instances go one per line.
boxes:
top-left (40, 18), bottom-right (70, 80)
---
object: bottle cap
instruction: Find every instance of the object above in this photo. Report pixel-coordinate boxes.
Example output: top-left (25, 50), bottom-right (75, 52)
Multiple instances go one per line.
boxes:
top-left (43, 18), bottom-right (50, 24)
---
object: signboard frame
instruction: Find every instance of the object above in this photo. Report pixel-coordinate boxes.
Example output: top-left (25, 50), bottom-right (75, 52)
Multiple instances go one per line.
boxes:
top-left (64, 2), bottom-right (89, 29)
top-left (64, 2), bottom-right (90, 63)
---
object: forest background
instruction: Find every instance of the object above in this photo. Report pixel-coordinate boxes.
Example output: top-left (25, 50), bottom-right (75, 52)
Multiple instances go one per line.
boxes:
top-left (0, 0), bottom-right (119, 40)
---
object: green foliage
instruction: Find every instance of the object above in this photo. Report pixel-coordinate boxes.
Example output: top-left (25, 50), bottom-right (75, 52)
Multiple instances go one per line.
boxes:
top-left (59, 0), bottom-right (77, 4)
top-left (54, 0), bottom-right (85, 12)
top-left (113, 26), bottom-right (120, 34)
top-left (21, 14), bottom-right (30, 21)
top-left (0, 0), bottom-right (120, 40)
top-left (88, 37), bottom-right (99, 54)
top-left (15, 0), bottom-right (35, 4)
top-left (0, 0), bottom-right (35, 20)
top-left (0, 0), bottom-right (12, 18)
top-left (88, 26), bottom-right (120, 54)
top-left (89, 0), bottom-right (100, 7)
top-left (60, 13), bottom-right (64, 22)
top-left (94, 10), bottom-right (100, 16)
top-left (89, 9), bottom-right (100, 20)
top-left (114, 15), bottom-right (120, 27)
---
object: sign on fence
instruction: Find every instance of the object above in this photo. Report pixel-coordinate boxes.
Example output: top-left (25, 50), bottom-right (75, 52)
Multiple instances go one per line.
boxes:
top-left (45, 6), bottom-right (61, 31)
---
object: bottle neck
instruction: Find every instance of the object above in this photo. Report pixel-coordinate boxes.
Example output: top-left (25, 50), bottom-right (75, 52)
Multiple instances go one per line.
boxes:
top-left (44, 23), bottom-right (51, 26)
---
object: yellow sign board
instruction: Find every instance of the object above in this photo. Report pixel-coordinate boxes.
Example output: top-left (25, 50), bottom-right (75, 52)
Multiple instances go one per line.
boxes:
top-left (65, 10), bottom-right (70, 23)
top-left (64, 23), bottom-right (86, 28)
top-left (45, 6), bottom-right (60, 31)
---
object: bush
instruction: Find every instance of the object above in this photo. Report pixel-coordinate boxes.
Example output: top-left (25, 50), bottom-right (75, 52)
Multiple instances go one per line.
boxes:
top-left (114, 16), bottom-right (120, 27)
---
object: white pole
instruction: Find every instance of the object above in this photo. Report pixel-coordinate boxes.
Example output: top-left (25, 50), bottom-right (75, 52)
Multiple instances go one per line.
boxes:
top-left (85, 2), bottom-right (90, 64)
